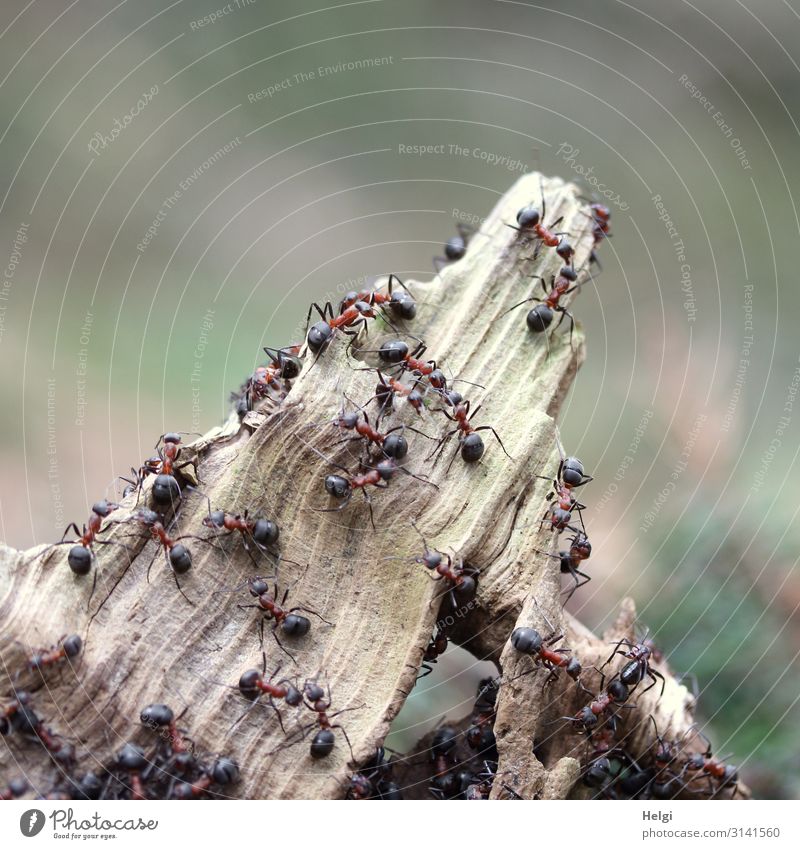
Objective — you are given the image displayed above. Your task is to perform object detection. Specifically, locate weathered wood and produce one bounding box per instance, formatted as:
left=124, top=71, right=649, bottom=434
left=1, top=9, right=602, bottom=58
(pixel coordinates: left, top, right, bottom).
left=0, top=172, right=726, bottom=800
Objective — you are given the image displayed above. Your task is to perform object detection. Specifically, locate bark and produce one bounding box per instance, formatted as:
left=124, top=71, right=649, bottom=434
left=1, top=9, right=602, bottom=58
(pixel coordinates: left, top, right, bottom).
left=0, top=172, right=740, bottom=800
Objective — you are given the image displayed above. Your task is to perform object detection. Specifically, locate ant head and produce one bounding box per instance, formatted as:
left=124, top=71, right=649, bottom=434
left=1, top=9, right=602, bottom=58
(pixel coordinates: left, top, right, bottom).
left=137, top=508, right=160, bottom=525
left=431, top=725, right=458, bottom=757
left=337, top=411, right=360, bottom=429
left=152, top=474, right=181, bottom=506
left=307, top=321, right=333, bottom=352
left=281, top=614, right=311, bottom=637
left=516, top=205, right=540, bottom=228
left=238, top=669, right=263, bottom=700
left=460, top=432, right=485, bottom=463
left=445, top=234, right=466, bottom=260
left=379, top=339, right=409, bottom=364
left=68, top=545, right=92, bottom=576
left=561, top=457, right=586, bottom=486
left=376, top=458, right=396, bottom=481
left=527, top=304, right=554, bottom=333
left=283, top=683, right=303, bottom=706
left=556, top=239, right=574, bottom=262
left=579, top=706, right=598, bottom=729
left=591, top=202, right=611, bottom=221
left=428, top=368, right=447, bottom=390
left=205, top=509, right=226, bottom=529
left=352, top=300, right=372, bottom=315
left=382, top=433, right=408, bottom=460
left=348, top=774, right=373, bottom=799
left=117, top=742, right=147, bottom=771
left=163, top=432, right=182, bottom=445
left=390, top=291, right=417, bottom=320
left=62, top=634, right=82, bottom=658
left=325, top=474, right=351, bottom=500
left=140, top=703, right=174, bottom=727
left=607, top=680, right=629, bottom=703
left=560, top=265, right=578, bottom=282
left=278, top=354, right=302, bottom=380
left=511, top=627, right=543, bottom=655
left=248, top=577, right=270, bottom=597
left=310, top=728, right=336, bottom=759
left=169, top=545, right=192, bottom=574
left=212, top=757, right=240, bottom=786
left=421, top=550, right=442, bottom=570
left=584, top=757, right=611, bottom=788
left=571, top=535, right=592, bottom=559
left=91, top=499, right=115, bottom=517
left=252, top=518, right=279, bottom=546
left=304, top=681, right=325, bottom=702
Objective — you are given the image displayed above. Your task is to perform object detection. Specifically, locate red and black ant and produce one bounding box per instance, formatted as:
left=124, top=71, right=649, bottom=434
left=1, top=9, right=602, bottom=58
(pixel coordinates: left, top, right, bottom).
left=121, top=432, right=199, bottom=507
left=346, top=747, right=402, bottom=799
left=419, top=627, right=449, bottom=679
left=466, top=678, right=499, bottom=761
left=679, top=727, right=740, bottom=797
left=603, top=634, right=665, bottom=697
left=428, top=725, right=460, bottom=799
left=509, top=615, right=583, bottom=686
left=171, top=756, right=240, bottom=799
left=239, top=576, right=332, bottom=663
left=38, top=499, right=122, bottom=576
left=199, top=503, right=284, bottom=571
left=509, top=178, right=574, bottom=263
left=587, top=201, right=611, bottom=266
left=113, top=743, right=149, bottom=800
left=412, top=521, right=477, bottom=608
left=562, top=678, right=631, bottom=733
left=339, top=274, right=416, bottom=321
left=429, top=398, right=512, bottom=465
left=504, top=264, right=593, bottom=349
left=1, top=691, right=75, bottom=766
left=305, top=297, right=382, bottom=355
left=372, top=370, right=427, bottom=418
left=236, top=659, right=304, bottom=731
left=537, top=530, right=593, bottom=603
left=537, top=446, right=593, bottom=533
left=328, top=396, right=428, bottom=461
left=25, top=634, right=82, bottom=674
left=239, top=344, right=303, bottom=412
left=434, top=223, right=474, bottom=272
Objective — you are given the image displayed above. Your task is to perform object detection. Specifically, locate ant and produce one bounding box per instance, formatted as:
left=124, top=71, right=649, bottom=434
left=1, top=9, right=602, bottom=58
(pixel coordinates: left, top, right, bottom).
left=679, top=727, right=740, bottom=796
left=35, top=499, right=121, bottom=576
left=346, top=747, right=402, bottom=799
left=140, top=704, right=191, bottom=759
left=200, top=504, right=282, bottom=570
left=370, top=339, right=447, bottom=390
left=329, top=397, right=419, bottom=460
left=562, top=678, right=631, bottom=733
left=509, top=177, right=574, bottom=263
left=172, top=757, right=240, bottom=799
left=239, top=576, right=332, bottom=663
left=114, top=743, right=149, bottom=800
left=275, top=678, right=359, bottom=760
left=434, top=222, right=473, bottom=272
left=428, top=725, right=460, bottom=799
left=122, top=432, right=199, bottom=507
left=538, top=449, right=593, bottom=533
left=603, top=635, right=665, bottom=697
left=236, top=659, right=304, bottom=730
left=240, top=345, right=303, bottom=411
left=537, top=530, right=593, bottom=603
left=509, top=609, right=582, bottom=685
left=412, top=521, right=477, bottom=608
left=339, top=274, right=416, bottom=321
left=419, top=627, right=449, bottom=678
left=429, top=398, right=512, bottom=465
left=587, top=201, right=611, bottom=266
left=372, top=370, right=427, bottom=418
left=504, top=264, right=592, bottom=348
left=466, top=678, right=499, bottom=761
left=1, top=692, right=75, bottom=766
left=305, top=298, right=381, bottom=355
left=26, top=634, right=82, bottom=674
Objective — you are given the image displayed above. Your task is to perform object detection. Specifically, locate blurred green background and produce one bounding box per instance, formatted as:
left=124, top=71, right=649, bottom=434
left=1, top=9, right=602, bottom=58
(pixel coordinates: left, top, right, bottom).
left=1, top=0, right=799, bottom=797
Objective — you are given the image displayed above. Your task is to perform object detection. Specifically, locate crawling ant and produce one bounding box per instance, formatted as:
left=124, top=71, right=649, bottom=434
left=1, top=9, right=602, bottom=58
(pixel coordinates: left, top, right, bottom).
left=419, top=627, right=449, bottom=678
left=504, top=264, right=592, bottom=348
left=429, top=397, right=512, bottom=465
left=680, top=727, right=739, bottom=797
left=240, top=345, right=303, bottom=411
left=509, top=178, right=574, bottom=263
left=538, top=449, right=593, bottom=533
left=26, top=634, right=82, bottom=674
left=172, top=757, right=240, bottom=799
left=537, top=530, right=592, bottom=602
left=434, top=223, right=473, bottom=271
left=562, top=678, right=631, bottom=733
left=372, top=370, right=427, bottom=418
left=587, top=201, right=611, bottom=266
left=603, top=635, right=665, bottom=697
left=140, top=704, right=191, bottom=759
left=412, top=521, right=477, bottom=608
left=0, top=777, right=28, bottom=800
left=239, top=577, right=332, bottom=663
left=428, top=725, right=460, bottom=799
left=509, top=623, right=582, bottom=685
left=236, top=661, right=304, bottom=730
left=466, top=678, right=499, bottom=761
left=1, top=691, right=75, bottom=766
left=200, top=505, right=282, bottom=570
left=305, top=297, right=383, bottom=355
left=330, top=397, right=419, bottom=460
left=339, top=274, right=416, bottom=321
left=114, top=743, right=149, bottom=800
left=346, top=747, right=402, bottom=799
left=122, top=432, right=199, bottom=507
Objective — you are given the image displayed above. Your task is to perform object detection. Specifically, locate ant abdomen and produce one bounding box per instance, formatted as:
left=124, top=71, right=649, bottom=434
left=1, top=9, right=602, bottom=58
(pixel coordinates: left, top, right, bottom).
left=460, top=432, right=484, bottom=462
left=68, top=546, right=92, bottom=575
left=527, top=305, right=554, bottom=333
left=281, top=614, right=310, bottom=637
left=152, top=474, right=180, bottom=506
left=169, top=545, right=192, bottom=574
left=310, top=728, right=335, bottom=758
left=511, top=627, right=544, bottom=655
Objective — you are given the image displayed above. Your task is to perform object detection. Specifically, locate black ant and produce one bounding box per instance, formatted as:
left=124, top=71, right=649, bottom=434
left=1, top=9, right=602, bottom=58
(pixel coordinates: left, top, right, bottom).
left=419, top=627, right=449, bottom=678
left=239, top=576, right=332, bottom=663
left=236, top=658, right=304, bottom=731
left=434, top=223, right=473, bottom=272
left=504, top=264, right=592, bottom=349
left=412, top=521, right=477, bottom=608
left=429, top=398, right=512, bottom=465
left=466, top=678, right=499, bottom=761
left=339, top=274, right=416, bottom=321
left=537, top=444, right=593, bottom=533
left=603, top=634, right=665, bottom=697
left=25, top=634, right=82, bottom=674
left=428, top=725, right=460, bottom=799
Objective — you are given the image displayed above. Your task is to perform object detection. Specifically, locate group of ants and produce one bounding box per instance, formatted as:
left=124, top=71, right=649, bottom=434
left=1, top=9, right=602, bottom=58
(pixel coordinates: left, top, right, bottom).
left=1, top=184, right=740, bottom=801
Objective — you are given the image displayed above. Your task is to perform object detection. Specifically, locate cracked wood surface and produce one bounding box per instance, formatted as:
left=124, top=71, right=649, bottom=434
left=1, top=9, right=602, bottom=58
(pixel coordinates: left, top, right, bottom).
left=0, top=171, right=714, bottom=799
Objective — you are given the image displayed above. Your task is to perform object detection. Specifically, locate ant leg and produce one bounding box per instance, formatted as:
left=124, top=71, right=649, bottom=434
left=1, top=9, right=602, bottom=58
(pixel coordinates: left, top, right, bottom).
left=271, top=626, right=298, bottom=665
left=332, top=723, right=356, bottom=763
left=291, top=606, right=333, bottom=626
left=60, top=523, right=83, bottom=543
left=650, top=667, right=667, bottom=697
left=562, top=567, right=591, bottom=604
left=474, top=426, right=513, bottom=459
